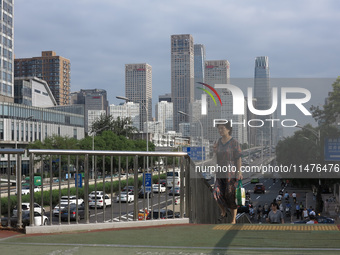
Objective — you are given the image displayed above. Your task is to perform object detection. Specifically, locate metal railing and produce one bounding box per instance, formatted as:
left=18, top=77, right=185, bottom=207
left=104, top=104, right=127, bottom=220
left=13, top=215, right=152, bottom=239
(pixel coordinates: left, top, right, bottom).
left=25, top=149, right=190, bottom=227
left=0, top=149, right=25, bottom=228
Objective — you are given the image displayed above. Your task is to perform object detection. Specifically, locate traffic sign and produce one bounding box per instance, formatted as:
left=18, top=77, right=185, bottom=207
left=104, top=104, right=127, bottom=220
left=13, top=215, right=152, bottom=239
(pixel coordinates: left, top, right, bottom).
left=75, top=173, right=82, bottom=188
left=144, top=173, right=152, bottom=193
left=183, top=146, right=205, bottom=161
left=324, top=137, right=340, bottom=161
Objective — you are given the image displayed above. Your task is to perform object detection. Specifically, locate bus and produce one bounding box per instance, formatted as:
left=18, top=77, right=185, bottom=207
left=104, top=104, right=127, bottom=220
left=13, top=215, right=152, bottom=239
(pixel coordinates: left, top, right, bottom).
left=166, top=168, right=181, bottom=188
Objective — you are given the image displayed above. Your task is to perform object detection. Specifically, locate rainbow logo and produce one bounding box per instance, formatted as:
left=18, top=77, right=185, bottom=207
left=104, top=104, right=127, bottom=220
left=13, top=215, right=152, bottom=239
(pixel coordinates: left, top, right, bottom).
left=197, top=82, right=222, bottom=115
left=197, top=82, right=222, bottom=106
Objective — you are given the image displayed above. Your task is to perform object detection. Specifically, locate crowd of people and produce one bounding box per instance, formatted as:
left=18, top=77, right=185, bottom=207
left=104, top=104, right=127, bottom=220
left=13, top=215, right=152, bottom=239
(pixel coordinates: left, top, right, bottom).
left=252, top=188, right=319, bottom=224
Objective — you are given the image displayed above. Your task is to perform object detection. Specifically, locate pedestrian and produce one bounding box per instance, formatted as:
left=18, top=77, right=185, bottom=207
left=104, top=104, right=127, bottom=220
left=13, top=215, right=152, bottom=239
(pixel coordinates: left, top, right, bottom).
left=308, top=206, right=313, bottom=214
left=292, top=192, right=297, bottom=203
left=295, top=202, right=300, bottom=219
left=302, top=207, right=309, bottom=220
left=213, top=122, right=243, bottom=224
left=266, top=202, right=284, bottom=224
left=309, top=208, right=316, bottom=218
left=299, top=202, right=304, bottom=217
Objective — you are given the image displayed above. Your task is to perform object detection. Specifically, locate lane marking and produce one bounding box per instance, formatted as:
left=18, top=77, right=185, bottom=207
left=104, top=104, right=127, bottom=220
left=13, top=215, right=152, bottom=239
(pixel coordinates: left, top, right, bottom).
left=256, top=196, right=260, bottom=200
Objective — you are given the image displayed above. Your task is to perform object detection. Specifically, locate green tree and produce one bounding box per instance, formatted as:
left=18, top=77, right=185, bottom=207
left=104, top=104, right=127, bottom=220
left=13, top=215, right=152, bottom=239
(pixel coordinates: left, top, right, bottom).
left=310, top=76, right=340, bottom=126
left=90, top=114, right=138, bottom=138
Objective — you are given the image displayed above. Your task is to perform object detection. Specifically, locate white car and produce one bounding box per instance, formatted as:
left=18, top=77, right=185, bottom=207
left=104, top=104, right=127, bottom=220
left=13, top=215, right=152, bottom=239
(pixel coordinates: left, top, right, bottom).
left=89, top=194, right=112, bottom=208
left=53, top=202, right=76, bottom=216
left=16, top=186, right=40, bottom=195
left=60, top=196, right=84, bottom=205
left=116, top=192, right=134, bottom=203
left=13, top=202, right=45, bottom=217
left=88, top=191, right=105, bottom=199
left=152, top=184, right=166, bottom=193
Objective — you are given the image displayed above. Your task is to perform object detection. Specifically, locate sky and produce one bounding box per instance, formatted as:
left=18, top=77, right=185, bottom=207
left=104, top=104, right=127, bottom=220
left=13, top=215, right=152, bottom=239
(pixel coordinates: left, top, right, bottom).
left=14, top=0, right=340, bottom=133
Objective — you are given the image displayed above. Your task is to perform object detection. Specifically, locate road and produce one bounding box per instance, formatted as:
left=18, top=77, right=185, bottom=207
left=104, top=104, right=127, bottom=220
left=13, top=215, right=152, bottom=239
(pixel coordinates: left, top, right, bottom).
left=48, top=190, right=180, bottom=225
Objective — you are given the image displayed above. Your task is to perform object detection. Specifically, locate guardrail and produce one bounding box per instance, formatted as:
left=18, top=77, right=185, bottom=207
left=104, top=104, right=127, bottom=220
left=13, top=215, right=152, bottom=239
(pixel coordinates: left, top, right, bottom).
left=1, top=149, right=190, bottom=230
left=0, top=149, right=25, bottom=228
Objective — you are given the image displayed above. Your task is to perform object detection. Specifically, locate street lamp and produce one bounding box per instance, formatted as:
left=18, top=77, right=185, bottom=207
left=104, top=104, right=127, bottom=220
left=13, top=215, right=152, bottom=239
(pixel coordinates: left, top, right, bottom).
left=116, top=96, right=149, bottom=169
left=178, top=111, right=204, bottom=168
left=91, top=125, right=109, bottom=179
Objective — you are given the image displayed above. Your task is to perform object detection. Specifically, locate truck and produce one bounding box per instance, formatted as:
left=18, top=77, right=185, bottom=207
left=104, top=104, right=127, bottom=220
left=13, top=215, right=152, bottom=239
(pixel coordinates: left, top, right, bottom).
left=24, top=176, right=42, bottom=186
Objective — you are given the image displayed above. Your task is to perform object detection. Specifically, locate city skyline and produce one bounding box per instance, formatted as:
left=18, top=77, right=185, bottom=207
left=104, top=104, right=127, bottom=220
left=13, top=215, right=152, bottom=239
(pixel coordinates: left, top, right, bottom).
left=12, top=0, right=340, bottom=137
left=14, top=1, right=340, bottom=106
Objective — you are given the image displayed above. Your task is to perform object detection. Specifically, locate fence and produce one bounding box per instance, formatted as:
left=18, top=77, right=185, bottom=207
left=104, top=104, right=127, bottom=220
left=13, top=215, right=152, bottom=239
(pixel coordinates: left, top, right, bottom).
left=1, top=149, right=190, bottom=230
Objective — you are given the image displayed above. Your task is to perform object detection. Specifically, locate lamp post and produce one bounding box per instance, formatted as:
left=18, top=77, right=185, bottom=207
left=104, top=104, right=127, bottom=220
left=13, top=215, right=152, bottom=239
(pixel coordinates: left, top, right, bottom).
left=296, top=124, right=323, bottom=213
left=178, top=111, right=204, bottom=167
left=91, top=125, right=109, bottom=179
left=116, top=96, right=149, bottom=168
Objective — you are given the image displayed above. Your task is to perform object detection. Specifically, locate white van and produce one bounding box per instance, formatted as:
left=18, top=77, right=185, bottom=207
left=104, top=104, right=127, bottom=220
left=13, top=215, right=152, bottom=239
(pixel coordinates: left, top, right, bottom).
left=166, top=168, right=181, bottom=188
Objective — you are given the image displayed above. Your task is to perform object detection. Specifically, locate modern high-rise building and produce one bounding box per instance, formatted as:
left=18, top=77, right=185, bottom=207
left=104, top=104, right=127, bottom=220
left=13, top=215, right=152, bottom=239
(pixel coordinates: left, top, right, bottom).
left=171, top=34, right=194, bottom=132
left=125, top=63, right=152, bottom=131
left=254, top=56, right=271, bottom=145
left=158, top=93, right=171, bottom=103
left=70, top=89, right=108, bottom=133
left=194, top=44, right=206, bottom=100
left=155, top=101, right=173, bottom=133
left=0, top=0, right=14, bottom=103
left=110, top=102, right=140, bottom=130
left=14, top=51, right=71, bottom=105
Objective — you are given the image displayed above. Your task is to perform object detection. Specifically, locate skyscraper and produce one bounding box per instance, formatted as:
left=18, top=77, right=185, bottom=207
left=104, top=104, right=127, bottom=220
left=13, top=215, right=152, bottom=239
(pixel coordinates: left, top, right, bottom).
left=14, top=51, right=71, bottom=105
left=71, top=89, right=108, bottom=133
left=254, top=56, right=271, bottom=145
left=110, top=102, right=140, bottom=130
left=194, top=44, right=206, bottom=100
left=125, top=63, right=152, bottom=131
left=171, top=34, right=194, bottom=132
left=156, top=101, right=173, bottom=133
left=0, top=0, right=14, bottom=103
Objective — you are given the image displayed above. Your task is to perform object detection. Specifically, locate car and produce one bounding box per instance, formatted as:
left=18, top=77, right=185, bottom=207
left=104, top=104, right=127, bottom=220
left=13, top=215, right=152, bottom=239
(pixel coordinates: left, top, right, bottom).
left=53, top=202, right=76, bottom=216
left=116, top=191, right=134, bottom=203
left=88, top=191, right=106, bottom=198
left=60, top=205, right=87, bottom=221
left=146, top=209, right=180, bottom=220
left=122, top=186, right=135, bottom=193
left=250, top=178, right=260, bottom=184
left=237, top=200, right=252, bottom=214
left=138, top=188, right=153, bottom=198
left=60, top=196, right=84, bottom=205
left=169, top=187, right=180, bottom=196
left=1, top=211, right=48, bottom=227
left=152, top=184, right=166, bottom=193
left=157, top=179, right=167, bottom=187
left=254, top=183, right=265, bottom=194
left=89, top=194, right=112, bottom=208
left=16, top=185, right=40, bottom=195
left=294, top=216, right=335, bottom=224
left=13, top=202, right=45, bottom=217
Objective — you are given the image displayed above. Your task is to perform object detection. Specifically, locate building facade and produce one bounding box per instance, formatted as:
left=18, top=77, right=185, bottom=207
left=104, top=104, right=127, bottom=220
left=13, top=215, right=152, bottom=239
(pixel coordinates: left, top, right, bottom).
left=125, top=63, right=152, bottom=131
left=254, top=56, right=271, bottom=146
left=0, top=0, right=14, bottom=103
left=14, top=77, right=57, bottom=107
left=70, top=89, right=108, bottom=133
left=109, top=102, right=140, bottom=130
left=14, top=51, right=71, bottom=105
left=171, top=34, right=194, bottom=132
left=155, top=101, right=173, bottom=133
left=194, top=44, right=206, bottom=100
